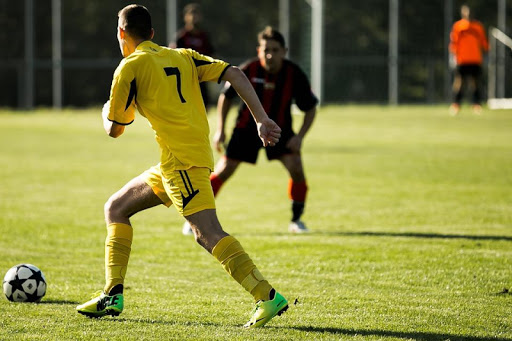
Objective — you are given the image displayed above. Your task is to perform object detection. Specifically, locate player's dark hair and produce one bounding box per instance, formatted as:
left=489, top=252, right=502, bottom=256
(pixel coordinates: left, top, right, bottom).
left=118, top=4, right=153, bottom=40
left=183, top=3, right=201, bottom=15
left=258, top=26, right=286, bottom=48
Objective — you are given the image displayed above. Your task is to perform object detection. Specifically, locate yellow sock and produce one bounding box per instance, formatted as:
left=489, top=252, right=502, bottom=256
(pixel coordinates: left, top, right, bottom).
left=212, top=236, right=272, bottom=301
left=104, top=223, right=133, bottom=294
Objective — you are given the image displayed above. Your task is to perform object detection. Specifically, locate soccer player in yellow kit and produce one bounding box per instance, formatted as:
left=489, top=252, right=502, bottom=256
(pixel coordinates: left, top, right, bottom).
left=76, top=4, right=288, bottom=328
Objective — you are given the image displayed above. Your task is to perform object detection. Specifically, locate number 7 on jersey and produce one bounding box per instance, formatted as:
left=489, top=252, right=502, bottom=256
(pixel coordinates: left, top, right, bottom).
left=164, top=67, right=186, bottom=103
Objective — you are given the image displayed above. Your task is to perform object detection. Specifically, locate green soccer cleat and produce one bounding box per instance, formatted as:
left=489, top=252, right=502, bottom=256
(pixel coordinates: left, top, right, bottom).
left=76, top=291, right=124, bottom=318
left=244, top=290, right=288, bottom=328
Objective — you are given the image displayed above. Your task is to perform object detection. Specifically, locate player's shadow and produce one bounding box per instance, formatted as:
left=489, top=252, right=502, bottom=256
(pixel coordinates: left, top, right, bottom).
left=283, top=325, right=512, bottom=341
left=316, top=230, right=512, bottom=242
left=39, top=299, right=79, bottom=305
left=110, top=318, right=229, bottom=328
left=251, top=230, right=512, bottom=242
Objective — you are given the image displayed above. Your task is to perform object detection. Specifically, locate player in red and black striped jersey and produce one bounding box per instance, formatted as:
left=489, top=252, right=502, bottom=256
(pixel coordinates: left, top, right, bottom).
left=194, top=26, right=317, bottom=234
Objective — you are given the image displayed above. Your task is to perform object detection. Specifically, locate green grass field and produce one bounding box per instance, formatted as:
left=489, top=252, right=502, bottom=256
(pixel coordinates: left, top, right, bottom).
left=0, top=105, right=511, bottom=340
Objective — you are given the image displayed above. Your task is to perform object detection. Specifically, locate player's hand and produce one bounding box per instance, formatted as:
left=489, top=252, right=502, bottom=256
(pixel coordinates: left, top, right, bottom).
left=213, top=129, right=226, bottom=153
left=257, top=118, right=281, bottom=147
left=286, top=135, right=302, bottom=153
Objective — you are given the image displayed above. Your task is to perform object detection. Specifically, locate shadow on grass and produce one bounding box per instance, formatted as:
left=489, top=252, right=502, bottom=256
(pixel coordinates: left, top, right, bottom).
left=39, top=299, right=79, bottom=305
left=108, top=317, right=229, bottom=328
left=239, top=230, right=512, bottom=242
left=284, top=325, right=512, bottom=341
left=325, top=231, right=512, bottom=241
left=86, top=318, right=512, bottom=340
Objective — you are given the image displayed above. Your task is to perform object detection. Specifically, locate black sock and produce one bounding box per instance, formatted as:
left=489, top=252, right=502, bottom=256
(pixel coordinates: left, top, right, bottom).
left=291, top=201, right=305, bottom=222
left=268, top=288, right=276, bottom=300
left=108, top=284, right=123, bottom=295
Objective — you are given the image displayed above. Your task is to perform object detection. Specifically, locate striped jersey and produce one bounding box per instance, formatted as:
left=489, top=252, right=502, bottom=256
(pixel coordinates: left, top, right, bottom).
left=223, top=58, right=317, bottom=132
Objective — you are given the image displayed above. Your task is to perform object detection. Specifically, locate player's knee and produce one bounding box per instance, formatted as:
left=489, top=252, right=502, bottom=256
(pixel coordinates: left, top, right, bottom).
left=104, top=194, right=126, bottom=219
left=192, top=223, right=228, bottom=253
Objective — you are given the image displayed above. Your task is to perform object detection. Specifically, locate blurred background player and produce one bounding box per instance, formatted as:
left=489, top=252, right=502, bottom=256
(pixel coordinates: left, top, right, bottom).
left=183, top=26, right=317, bottom=235
left=76, top=5, right=288, bottom=328
left=170, top=3, right=214, bottom=109
left=449, top=4, right=489, bottom=115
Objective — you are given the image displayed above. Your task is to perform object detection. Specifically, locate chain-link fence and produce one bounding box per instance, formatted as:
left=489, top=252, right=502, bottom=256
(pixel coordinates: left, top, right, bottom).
left=1, top=0, right=510, bottom=107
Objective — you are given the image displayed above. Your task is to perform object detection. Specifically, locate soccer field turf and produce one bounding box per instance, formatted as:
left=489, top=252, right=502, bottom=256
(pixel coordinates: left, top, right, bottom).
left=0, top=105, right=510, bottom=340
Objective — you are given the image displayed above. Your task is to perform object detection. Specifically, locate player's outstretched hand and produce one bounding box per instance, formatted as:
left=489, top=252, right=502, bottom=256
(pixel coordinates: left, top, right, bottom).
left=257, top=118, right=281, bottom=147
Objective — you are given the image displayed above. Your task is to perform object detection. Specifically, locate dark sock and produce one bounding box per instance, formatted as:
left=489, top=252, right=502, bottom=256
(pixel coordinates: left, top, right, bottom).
left=292, top=201, right=305, bottom=222
left=268, top=288, right=276, bottom=301
left=108, top=284, right=123, bottom=295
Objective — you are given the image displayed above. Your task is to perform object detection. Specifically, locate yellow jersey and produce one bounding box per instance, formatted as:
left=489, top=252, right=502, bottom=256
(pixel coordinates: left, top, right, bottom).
left=107, top=41, right=230, bottom=175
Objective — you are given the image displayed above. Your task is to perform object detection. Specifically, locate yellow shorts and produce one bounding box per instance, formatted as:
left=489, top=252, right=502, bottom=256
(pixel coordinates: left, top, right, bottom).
left=141, top=164, right=215, bottom=216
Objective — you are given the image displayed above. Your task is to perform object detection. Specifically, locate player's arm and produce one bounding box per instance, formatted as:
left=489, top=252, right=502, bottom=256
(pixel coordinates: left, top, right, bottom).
left=221, top=66, right=281, bottom=147
left=102, top=101, right=125, bottom=138
left=102, top=62, right=136, bottom=138
left=213, top=92, right=232, bottom=152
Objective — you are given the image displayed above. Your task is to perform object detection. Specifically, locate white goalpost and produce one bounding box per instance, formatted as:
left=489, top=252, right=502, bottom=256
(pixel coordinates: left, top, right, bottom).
left=487, top=27, right=512, bottom=109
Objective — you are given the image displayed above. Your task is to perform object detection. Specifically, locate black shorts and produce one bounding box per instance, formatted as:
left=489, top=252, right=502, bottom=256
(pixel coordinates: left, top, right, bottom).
left=456, top=64, right=482, bottom=78
left=225, top=127, right=295, bottom=164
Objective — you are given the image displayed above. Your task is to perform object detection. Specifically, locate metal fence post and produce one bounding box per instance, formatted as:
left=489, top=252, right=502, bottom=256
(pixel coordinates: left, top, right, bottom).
left=311, top=0, right=323, bottom=104
left=388, top=0, right=399, bottom=105
left=279, top=0, right=290, bottom=52
left=497, top=0, right=507, bottom=98
left=24, top=0, right=34, bottom=109
left=52, top=0, right=62, bottom=109
left=166, top=0, right=177, bottom=46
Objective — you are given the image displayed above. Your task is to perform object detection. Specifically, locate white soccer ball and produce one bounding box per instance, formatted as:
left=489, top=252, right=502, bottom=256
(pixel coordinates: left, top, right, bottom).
left=3, top=264, right=47, bottom=302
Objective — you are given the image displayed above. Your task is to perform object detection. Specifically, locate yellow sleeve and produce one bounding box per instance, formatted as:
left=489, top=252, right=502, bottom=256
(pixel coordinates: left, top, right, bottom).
left=107, top=60, right=136, bottom=125
left=184, top=49, right=230, bottom=84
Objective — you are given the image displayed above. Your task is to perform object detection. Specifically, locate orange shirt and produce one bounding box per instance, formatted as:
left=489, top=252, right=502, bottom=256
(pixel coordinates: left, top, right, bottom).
left=450, top=19, right=489, bottom=65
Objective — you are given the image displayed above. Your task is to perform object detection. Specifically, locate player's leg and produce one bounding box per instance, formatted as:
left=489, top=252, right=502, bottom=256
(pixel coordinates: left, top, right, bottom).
left=279, top=153, right=309, bottom=233
left=186, top=209, right=288, bottom=328
left=77, top=168, right=168, bottom=318
left=450, top=67, right=463, bottom=115
left=103, top=175, right=166, bottom=294
left=469, top=65, right=482, bottom=114
left=211, top=156, right=241, bottom=196
left=169, top=167, right=288, bottom=327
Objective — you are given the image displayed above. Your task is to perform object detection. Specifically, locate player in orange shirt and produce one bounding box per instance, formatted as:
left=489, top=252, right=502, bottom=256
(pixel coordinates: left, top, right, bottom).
left=449, top=4, right=489, bottom=115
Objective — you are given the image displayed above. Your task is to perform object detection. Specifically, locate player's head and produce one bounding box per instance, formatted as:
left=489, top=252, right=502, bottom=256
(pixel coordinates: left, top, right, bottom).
left=183, top=3, right=202, bottom=27
left=460, top=4, right=470, bottom=19
left=117, top=4, right=154, bottom=57
left=257, top=26, right=287, bottom=74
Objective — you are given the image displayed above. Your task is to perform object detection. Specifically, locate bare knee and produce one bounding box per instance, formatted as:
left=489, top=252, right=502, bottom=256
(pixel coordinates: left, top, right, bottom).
left=214, top=158, right=240, bottom=182
left=186, top=209, right=229, bottom=253
left=104, top=192, right=129, bottom=224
